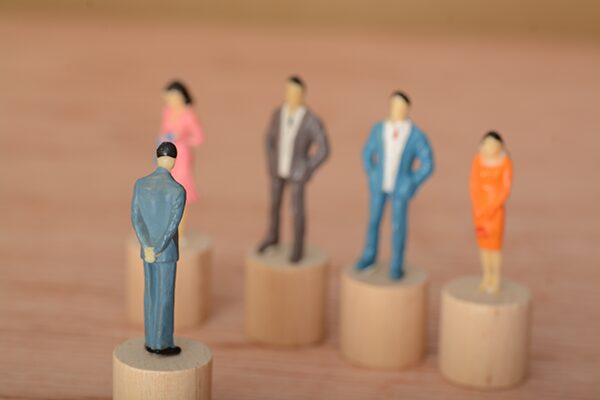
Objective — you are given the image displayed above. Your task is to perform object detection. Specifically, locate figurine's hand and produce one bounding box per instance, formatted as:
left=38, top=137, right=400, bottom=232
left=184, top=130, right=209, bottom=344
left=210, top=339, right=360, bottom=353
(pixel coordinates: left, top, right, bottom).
left=144, top=247, right=156, bottom=263
left=291, top=164, right=311, bottom=182
left=475, top=225, right=489, bottom=237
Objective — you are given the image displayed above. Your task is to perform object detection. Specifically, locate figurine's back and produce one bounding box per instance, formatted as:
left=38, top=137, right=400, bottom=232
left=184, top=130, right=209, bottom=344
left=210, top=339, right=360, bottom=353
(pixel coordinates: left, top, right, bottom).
left=132, top=168, right=186, bottom=263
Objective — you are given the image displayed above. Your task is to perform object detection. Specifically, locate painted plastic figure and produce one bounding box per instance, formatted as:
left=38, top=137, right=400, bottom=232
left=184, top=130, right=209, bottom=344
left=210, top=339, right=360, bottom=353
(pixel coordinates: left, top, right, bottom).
left=356, top=91, right=434, bottom=280
left=257, top=76, right=330, bottom=262
left=470, top=131, right=513, bottom=293
left=158, top=80, right=204, bottom=207
left=131, top=142, right=186, bottom=355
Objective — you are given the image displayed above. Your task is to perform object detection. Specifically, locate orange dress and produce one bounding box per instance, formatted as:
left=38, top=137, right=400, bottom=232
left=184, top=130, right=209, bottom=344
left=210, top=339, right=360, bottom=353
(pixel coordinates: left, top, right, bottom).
left=469, top=154, right=513, bottom=251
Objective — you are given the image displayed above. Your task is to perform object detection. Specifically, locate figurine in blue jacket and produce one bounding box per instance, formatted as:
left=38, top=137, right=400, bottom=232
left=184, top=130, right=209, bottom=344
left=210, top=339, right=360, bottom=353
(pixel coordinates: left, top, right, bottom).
left=356, top=92, right=434, bottom=280
left=131, top=142, right=186, bottom=355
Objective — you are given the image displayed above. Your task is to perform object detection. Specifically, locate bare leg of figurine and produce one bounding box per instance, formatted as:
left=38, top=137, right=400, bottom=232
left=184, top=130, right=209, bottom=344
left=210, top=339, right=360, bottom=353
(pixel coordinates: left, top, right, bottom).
left=479, top=249, right=492, bottom=292
left=488, top=251, right=502, bottom=293
left=258, top=177, right=285, bottom=253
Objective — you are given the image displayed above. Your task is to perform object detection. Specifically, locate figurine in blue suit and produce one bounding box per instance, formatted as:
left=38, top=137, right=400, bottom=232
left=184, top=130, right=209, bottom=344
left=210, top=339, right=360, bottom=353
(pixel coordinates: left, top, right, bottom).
left=131, top=142, right=186, bottom=355
left=356, top=92, right=434, bottom=280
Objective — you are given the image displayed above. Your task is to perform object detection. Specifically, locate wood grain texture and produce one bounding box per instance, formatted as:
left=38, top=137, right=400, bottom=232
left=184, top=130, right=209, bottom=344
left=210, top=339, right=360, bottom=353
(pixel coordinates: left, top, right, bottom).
left=113, top=337, right=212, bottom=400
left=1, top=12, right=599, bottom=400
left=244, top=245, right=328, bottom=346
left=439, top=276, right=531, bottom=390
left=127, top=231, right=212, bottom=329
left=340, top=264, right=428, bottom=369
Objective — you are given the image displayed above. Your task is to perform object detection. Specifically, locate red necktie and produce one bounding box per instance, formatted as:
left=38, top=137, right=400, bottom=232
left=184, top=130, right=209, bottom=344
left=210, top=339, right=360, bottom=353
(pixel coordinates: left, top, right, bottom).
left=393, top=128, right=399, bottom=140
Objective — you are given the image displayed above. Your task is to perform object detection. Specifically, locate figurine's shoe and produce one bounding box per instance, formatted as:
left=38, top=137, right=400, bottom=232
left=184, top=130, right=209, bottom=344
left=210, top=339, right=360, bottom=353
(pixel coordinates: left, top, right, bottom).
left=257, top=237, right=278, bottom=254
left=389, top=266, right=405, bottom=280
left=144, top=345, right=182, bottom=356
left=289, top=248, right=303, bottom=263
left=355, top=256, right=375, bottom=271
left=157, top=346, right=182, bottom=356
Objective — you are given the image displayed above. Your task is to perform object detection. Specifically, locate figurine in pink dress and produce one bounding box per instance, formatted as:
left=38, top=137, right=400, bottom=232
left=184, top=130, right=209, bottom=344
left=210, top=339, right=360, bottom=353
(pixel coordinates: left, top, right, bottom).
left=158, top=80, right=205, bottom=204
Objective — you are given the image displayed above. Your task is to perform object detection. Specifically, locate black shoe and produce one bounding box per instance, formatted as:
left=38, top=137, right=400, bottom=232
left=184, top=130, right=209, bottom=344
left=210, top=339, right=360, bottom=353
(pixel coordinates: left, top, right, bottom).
left=289, top=248, right=303, bottom=263
left=145, top=344, right=157, bottom=354
left=157, top=346, right=181, bottom=356
left=389, top=266, right=405, bottom=280
left=257, top=237, right=278, bottom=253
left=145, top=345, right=181, bottom=356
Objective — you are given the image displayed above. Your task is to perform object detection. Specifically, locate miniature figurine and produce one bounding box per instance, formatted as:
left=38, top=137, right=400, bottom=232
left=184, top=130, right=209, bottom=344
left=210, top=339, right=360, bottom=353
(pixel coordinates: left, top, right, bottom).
left=158, top=80, right=204, bottom=231
left=131, top=142, right=186, bottom=355
left=469, top=131, right=513, bottom=293
left=356, top=91, right=434, bottom=280
left=256, top=75, right=330, bottom=263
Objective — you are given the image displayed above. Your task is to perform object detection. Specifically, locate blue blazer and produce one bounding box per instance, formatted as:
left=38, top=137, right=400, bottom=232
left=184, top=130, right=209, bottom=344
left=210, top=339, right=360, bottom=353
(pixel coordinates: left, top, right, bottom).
left=362, top=121, right=434, bottom=199
left=131, top=167, right=186, bottom=263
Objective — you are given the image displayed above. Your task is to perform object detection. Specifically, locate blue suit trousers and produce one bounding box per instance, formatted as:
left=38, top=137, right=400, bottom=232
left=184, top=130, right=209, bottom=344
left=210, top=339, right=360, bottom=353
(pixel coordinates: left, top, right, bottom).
left=360, top=191, right=409, bottom=276
left=143, top=262, right=176, bottom=350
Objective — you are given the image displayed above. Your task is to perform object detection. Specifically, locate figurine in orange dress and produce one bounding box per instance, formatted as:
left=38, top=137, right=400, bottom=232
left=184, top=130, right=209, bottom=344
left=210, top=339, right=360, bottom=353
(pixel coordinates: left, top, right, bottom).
left=158, top=80, right=205, bottom=232
left=469, top=131, right=513, bottom=294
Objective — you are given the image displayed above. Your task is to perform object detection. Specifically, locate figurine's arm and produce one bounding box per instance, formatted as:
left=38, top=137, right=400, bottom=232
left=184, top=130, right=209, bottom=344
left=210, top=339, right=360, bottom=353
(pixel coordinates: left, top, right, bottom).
left=154, top=188, right=186, bottom=255
left=186, top=111, right=205, bottom=146
left=265, top=110, right=279, bottom=177
left=488, top=158, right=513, bottom=212
left=362, top=125, right=379, bottom=173
left=410, top=132, right=434, bottom=193
left=131, top=183, right=151, bottom=248
left=305, top=117, right=330, bottom=178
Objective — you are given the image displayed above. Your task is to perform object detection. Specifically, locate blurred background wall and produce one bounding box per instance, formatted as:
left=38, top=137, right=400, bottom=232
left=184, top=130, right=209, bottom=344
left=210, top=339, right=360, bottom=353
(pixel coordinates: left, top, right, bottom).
left=3, top=0, right=600, bottom=39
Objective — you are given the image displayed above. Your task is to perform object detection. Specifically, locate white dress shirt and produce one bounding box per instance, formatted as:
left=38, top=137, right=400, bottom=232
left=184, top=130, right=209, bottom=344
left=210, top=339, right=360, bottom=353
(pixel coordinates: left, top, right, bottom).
left=278, top=104, right=306, bottom=178
left=382, top=119, right=412, bottom=193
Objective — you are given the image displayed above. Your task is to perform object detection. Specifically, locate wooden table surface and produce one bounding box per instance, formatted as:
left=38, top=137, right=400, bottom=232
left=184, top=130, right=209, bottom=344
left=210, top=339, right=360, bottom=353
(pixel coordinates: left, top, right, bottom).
left=1, top=13, right=599, bottom=400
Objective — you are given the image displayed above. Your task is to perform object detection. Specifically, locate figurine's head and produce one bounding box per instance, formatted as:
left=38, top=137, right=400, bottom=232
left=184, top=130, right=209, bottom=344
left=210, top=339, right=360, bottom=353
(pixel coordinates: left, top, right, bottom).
left=164, top=80, right=193, bottom=109
left=480, top=131, right=505, bottom=158
left=285, top=75, right=306, bottom=110
left=156, top=142, right=178, bottom=171
left=389, top=91, right=411, bottom=122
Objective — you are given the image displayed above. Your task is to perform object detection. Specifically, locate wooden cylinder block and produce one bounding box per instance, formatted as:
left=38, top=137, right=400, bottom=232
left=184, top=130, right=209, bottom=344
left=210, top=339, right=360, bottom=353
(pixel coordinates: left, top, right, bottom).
left=244, top=245, right=329, bottom=346
left=439, top=276, right=532, bottom=390
left=126, top=232, right=212, bottom=329
left=340, top=264, right=428, bottom=369
left=113, top=337, right=212, bottom=400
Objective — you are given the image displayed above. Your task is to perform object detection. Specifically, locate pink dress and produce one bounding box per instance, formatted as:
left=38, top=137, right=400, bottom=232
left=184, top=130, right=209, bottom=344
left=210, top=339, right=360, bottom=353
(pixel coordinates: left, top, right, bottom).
left=158, top=106, right=204, bottom=203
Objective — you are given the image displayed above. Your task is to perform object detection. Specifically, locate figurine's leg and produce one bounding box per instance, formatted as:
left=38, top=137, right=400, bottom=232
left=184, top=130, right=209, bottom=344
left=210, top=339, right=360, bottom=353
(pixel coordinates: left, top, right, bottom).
left=478, top=250, right=490, bottom=291
left=290, top=181, right=305, bottom=263
left=489, top=251, right=502, bottom=293
left=258, top=177, right=285, bottom=253
left=390, top=196, right=408, bottom=280
left=146, top=263, right=161, bottom=349
left=356, top=191, right=386, bottom=270
left=143, top=262, right=154, bottom=348
left=155, top=262, right=177, bottom=350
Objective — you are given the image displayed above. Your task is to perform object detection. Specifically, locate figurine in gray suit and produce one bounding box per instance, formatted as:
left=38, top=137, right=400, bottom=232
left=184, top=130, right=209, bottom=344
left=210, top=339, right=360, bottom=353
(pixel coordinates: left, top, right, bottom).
left=131, top=142, right=186, bottom=355
left=257, top=76, right=330, bottom=262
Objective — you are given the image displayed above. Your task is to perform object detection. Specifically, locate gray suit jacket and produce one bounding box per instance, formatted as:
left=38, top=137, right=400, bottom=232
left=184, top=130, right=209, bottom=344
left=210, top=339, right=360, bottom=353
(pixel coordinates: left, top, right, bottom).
left=131, top=167, right=186, bottom=263
left=265, top=106, right=330, bottom=183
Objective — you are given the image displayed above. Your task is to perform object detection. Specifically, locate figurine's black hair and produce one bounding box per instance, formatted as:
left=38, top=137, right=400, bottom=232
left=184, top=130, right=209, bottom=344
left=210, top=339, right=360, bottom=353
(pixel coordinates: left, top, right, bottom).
left=157, top=142, right=178, bottom=158
left=391, top=91, right=411, bottom=105
left=165, top=80, right=193, bottom=105
left=287, top=75, right=306, bottom=90
left=482, top=131, right=504, bottom=144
